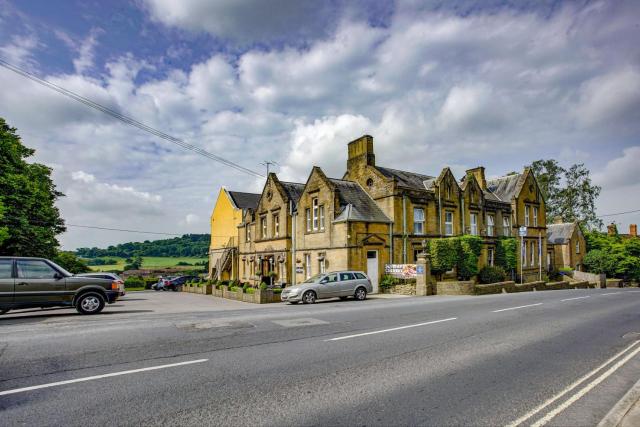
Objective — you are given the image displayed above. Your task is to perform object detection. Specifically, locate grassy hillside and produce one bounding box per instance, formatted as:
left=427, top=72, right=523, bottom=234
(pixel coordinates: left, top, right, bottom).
left=86, top=256, right=208, bottom=272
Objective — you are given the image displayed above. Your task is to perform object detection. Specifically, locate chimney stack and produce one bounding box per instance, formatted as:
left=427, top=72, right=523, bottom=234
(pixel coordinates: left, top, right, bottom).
left=630, top=224, right=638, bottom=237
left=553, top=216, right=563, bottom=224
left=466, top=167, right=487, bottom=190
left=347, top=135, right=375, bottom=171
left=607, top=223, right=618, bottom=236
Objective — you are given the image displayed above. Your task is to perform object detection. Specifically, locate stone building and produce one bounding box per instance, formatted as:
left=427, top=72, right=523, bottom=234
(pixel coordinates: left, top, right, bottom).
left=546, top=221, right=586, bottom=271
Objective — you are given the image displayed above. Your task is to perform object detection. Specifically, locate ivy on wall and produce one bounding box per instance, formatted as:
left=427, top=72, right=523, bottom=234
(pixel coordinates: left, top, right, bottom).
left=428, top=235, right=483, bottom=280
left=495, top=237, right=518, bottom=271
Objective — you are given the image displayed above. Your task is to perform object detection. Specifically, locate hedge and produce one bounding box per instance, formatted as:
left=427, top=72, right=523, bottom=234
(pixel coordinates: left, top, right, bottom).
left=428, top=235, right=483, bottom=280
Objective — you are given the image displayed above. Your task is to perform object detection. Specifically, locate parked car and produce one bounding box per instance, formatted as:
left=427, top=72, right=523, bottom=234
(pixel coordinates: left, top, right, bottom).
left=280, top=271, right=372, bottom=304
left=76, top=272, right=125, bottom=296
left=164, top=275, right=199, bottom=291
left=152, top=277, right=171, bottom=291
left=0, top=256, right=123, bottom=315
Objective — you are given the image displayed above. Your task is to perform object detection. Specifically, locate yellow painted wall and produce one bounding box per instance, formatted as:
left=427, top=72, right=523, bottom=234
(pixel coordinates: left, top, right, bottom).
left=210, top=188, right=243, bottom=249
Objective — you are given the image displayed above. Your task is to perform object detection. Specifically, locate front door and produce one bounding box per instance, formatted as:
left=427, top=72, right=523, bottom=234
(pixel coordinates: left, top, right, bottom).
left=14, top=259, right=66, bottom=303
left=366, top=250, right=379, bottom=294
left=0, top=259, right=14, bottom=305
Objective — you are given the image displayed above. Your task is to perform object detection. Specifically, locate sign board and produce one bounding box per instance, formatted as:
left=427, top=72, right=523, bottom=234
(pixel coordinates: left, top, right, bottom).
left=518, top=226, right=527, bottom=237
left=385, top=264, right=417, bottom=279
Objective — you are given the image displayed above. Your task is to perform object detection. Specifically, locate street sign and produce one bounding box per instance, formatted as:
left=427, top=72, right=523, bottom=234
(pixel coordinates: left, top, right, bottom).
left=518, top=226, right=527, bottom=237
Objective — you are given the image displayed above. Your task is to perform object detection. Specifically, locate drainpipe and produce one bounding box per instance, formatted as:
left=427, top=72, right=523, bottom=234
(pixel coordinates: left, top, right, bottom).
left=438, top=186, right=443, bottom=236
left=402, top=194, right=407, bottom=264
left=290, top=200, right=296, bottom=287
left=389, top=221, right=394, bottom=264
left=461, top=197, right=465, bottom=235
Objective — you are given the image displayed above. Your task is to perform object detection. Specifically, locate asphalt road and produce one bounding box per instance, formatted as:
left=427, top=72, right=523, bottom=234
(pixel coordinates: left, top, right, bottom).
left=1, top=288, right=640, bottom=426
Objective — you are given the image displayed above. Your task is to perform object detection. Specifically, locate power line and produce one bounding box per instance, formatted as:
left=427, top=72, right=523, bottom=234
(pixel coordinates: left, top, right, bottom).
left=597, top=209, right=640, bottom=218
left=0, top=58, right=264, bottom=178
left=66, top=224, right=182, bottom=236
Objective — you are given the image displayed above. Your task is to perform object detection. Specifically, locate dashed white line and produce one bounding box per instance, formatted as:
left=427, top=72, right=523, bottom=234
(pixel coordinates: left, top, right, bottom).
left=492, top=303, right=543, bottom=313
left=326, top=317, right=457, bottom=341
left=601, top=292, right=622, bottom=296
left=506, top=340, right=640, bottom=427
left=0, top=359, right=208, bottom=397
left=561, top=296, right=591, bottom=302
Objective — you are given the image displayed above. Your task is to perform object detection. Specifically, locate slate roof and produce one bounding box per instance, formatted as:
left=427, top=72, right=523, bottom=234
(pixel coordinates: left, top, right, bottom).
left=329, top=179, right=391, bottom=223
left=280, top=181, right=305, bottom=208
left=486, top=173, right=522, bottom=201
left=375, top=166, right=435, bottom=191
left=227, top=191, right=261, bottom=210
left=547, top=223, right=576, bottom=245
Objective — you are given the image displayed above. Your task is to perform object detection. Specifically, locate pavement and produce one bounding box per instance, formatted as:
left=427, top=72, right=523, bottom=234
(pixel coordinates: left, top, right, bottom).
left=1, top=288, right=639, bottom=426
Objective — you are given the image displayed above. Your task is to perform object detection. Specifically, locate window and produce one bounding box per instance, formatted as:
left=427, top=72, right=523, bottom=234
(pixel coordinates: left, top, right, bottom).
left=533, top=207, right=539, bottom=227
left=530, top=241, right=535, bottom=266
left=16, top=260, right=58, bottom=279
left=0, top=259, right=12, bottom=279
left=312, top=198, right=319, bottom=231
left=319, top=257, right=326, bottom=274
left=319, top=205, right=325, bottom=230
left=261, top=216, right=267, bottom=239
left=524, top=205, right=530, bottom=227
left=487, top=215, right=495, bottom=236
left=273, top=213, right=280, bottom=237
left=576, top=241, right=580, bottom=254
left=305, top=208, right=311, bottom=232
left=413, top=249, right=423, bottom=262
left=247, top=226, right=252, bottom=242
left=340, top=272, right=355, bottom=281
left=325, top=273, right=338, bottom=282
left=413, top=208, right=425, bottom=235
left=503, top=216, right=511, bottom=236
left=354, top=272, right=367, bottom=280
left=470, top=213, right=478, bottom=235
left=523, top=242, right=527, bottom=266
left=305, top=254, right=311, bottom=279
left=488, top=248, right=494, bottom=266
left=445, top=211, right=454, bottom=236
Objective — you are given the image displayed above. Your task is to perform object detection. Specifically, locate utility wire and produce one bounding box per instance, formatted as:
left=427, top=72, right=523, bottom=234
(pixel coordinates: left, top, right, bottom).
left=66, top=224, right=182, bottom=236
left=597, top=209, right=640, bottom=218
left=0, top=58, right=264, bottom=178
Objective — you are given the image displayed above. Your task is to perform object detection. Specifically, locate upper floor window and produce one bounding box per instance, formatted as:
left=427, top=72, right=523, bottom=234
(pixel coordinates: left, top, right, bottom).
left=246, top=225, right=251, bottom=242
left=470, top=213, right=478, bottom=235
left=576, top=240, right=580, bottom=254
left=261, top=216, right=267, bottom=239
left=533, top=207, right=539, bottom=227
left=525, top=205, right=530, bottom=227
left=414, top=208, right=425, bottom=235
left=305, top=208, right=311, bottom=232
left=273, top=213, right=280, bottom=237
left=487, top=215, right=495, bottom=236
left=312, top=198, right=319, bottom=231
left=503, top=216, right=511, bottom=236
left=445, top=211, right=454, bottom=236
left=319, top=205, right=325, bottom=230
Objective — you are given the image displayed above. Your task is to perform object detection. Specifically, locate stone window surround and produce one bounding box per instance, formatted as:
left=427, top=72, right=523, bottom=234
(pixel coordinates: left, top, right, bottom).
left=470, top=212, right=479, bottom=236
left=487, top=214, right=495, bottom=236
left=444, top=211, right=454, bottom=236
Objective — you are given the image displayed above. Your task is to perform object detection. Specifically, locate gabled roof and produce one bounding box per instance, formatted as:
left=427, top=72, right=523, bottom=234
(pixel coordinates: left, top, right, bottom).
left=547, top=223, right=577, bottom=244
left=329, top=178, right=391, bottom=223
left=375, top=166, right=435, bottom=191
left=486, top=173, right=522, bottom=201
left=227, top=191, right=261, bottom=210
left=280, top=181, right=305, bottom=208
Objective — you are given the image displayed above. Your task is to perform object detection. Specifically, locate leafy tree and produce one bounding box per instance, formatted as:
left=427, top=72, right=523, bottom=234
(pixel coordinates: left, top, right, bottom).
left=124, top=255, right=143, bottom=271
left=53, top=251, right=91, bottom=274
left=75, top=234, right=210, bottom=258
left=0, top=118, right=65, bottom=258
left=583, top=231, right=640, bottom=281
left=530, top=160, right=602, bottom=230
left=0, top=199, right=8, bottom=245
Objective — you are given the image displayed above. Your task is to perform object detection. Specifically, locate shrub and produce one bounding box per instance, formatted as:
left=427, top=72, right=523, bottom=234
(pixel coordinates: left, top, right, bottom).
left=456, top=235, right=483, bottom=280
left=495, top=237, right=518, bottom=271
left=380, top=275, right=397, bottom=288
left=242, top=283, right=251, bottom=292
left=558, top=267, right=573, bottom=275
left=273, top=288, right=282, bottom=294
left=219, top=280, right=230, bottom=287
left=245, top=288, right=256, bottom=294
left=124, top=276, right=145, bottom=288
left=229, top=286, right=240, bottom=292
left=143, top=277, right=158, bottom=289
left=259, top=282, right=268, bottom=290
left=478, top=266, right=506, bottom=284
left=428, top=238, right=457, bottom=276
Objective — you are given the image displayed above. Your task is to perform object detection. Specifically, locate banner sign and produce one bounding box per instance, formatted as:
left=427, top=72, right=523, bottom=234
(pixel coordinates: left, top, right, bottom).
left=385, top=264, right=417, bottom=279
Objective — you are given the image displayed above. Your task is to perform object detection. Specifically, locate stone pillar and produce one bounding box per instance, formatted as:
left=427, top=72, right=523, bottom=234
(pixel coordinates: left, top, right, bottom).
left=415, top=252, right=433, bottom=296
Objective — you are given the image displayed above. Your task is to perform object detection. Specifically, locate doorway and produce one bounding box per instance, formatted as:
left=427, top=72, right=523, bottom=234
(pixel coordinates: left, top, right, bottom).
left=366, top=250, right=379, bottom=294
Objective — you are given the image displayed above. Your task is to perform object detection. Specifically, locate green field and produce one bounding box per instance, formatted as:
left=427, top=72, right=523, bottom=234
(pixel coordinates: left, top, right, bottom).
left=85, top=256, right=207, bottom=272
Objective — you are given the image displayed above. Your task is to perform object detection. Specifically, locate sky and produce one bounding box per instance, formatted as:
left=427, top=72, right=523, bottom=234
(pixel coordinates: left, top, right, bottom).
left=0, top=0, right=639, bottom=250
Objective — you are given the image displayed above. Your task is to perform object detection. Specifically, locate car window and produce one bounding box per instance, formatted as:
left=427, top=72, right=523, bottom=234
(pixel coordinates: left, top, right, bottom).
left=17, top=260, right=59, bottom=279
left=340, top=273, right=355, bottom=281
left=354, top=273, right=367, bottom=280
left=325, top=273, right=338, bottom=283
left=0, top=260, right=12, bottom=279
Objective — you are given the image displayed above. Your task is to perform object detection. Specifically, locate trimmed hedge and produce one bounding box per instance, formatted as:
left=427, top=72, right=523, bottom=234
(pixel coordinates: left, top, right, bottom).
left=428, top=235, right=483, bottom=280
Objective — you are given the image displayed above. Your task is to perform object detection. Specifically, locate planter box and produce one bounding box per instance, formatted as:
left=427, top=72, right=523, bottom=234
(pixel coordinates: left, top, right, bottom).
left=545, top=280, right=570, bottom=290
left=606, top=279, right=623, bottom=288
left=569, top=281, right=589, bottom=289
left=212, top=288, right=223, bottom=298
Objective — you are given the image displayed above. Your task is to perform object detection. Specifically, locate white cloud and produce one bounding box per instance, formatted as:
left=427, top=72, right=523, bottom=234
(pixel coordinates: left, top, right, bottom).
left=593, top=146, right=640, bottom=189
left=0, top=34, right=38, bottom=68
left=72, top=28, right=102, bottom=73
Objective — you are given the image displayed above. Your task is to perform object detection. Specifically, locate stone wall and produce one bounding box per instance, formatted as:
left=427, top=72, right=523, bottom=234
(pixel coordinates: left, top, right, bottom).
left=573, top=270, right=605, bottom=288
left=381, top=280, right=416, bottom=295
left=437, top=281, right=475, bottom=295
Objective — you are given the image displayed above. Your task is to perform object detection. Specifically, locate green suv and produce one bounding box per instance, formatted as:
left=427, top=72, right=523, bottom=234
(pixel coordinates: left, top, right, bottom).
left=0, top=256, right=123, bottom=315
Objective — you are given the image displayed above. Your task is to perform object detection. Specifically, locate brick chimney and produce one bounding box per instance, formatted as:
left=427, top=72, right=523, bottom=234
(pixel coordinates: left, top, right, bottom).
left=553, top=216, right=564, bottom=224
left=466, top=167, right=487, bottom=190
left=607, top=222, right=618, bottom=236
left=630, top=224, right=638, bottom=237
left=347, top=135, right=375, bottom=171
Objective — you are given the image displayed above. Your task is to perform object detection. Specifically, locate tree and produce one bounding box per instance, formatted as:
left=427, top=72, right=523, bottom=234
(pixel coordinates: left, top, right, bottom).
left=530, top=160, right=602, bottom=230
left=0, top=118, right=65, bottom=258
left=0, top=199, right=8, bottom=245
left=53, top=251, right=91, bottom=274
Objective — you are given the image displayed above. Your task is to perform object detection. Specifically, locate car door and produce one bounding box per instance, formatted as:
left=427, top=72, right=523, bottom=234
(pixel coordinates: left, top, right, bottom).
left=14, top=259, right=66, bottom=303
left=338, top=272, right=356, bottom=296
left=0, top=259, right=15, bottom=305
left=318, top=273, right=339, bottom=298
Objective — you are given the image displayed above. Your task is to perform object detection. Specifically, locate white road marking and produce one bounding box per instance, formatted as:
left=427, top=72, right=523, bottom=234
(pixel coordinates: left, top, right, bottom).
left=532, top=344, right=640, bottom=427
left=326, top=317, right=457, bottom=341
left=506, top=340, right=640, bottom=427
left=492, top=303, right=543, bottom=313
left=0, top=359, right=208, bottom=397
left=561, top=296, right=591, bottom=302
left=601, top=292, right=622, bottom=296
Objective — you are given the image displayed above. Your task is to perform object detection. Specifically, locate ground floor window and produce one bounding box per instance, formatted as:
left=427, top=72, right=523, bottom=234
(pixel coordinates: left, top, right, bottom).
left=319, top=255, right=326, bottom=274
left=305, top=254, right=311, bottom=279
left=413, top=249, right=422, bottom=262
left=488, top=248, right=494, bottom=266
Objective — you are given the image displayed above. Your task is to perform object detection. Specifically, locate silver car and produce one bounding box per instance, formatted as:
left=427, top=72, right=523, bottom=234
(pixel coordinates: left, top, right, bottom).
left=281, top=271, right=373, bottom=304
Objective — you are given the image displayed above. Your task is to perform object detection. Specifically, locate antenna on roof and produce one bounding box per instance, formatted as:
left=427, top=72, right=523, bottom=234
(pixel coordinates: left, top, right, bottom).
left=261, top=160, right=279, bottom=175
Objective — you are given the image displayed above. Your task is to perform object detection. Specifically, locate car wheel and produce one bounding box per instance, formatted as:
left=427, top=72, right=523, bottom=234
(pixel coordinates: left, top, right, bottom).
left=0, top=308, right=9, bottom=315
left=354, top=287, right=367, bottom=301
left=171, top=286, right=180, bottom=292
left=302, top=291, right=317, bottom=304
left=75, top=292, right=105, bottom=315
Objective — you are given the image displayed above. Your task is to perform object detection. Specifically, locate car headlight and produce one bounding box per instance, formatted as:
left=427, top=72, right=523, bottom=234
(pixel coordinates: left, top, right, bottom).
left=288, top=291, right=299, bottom=296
